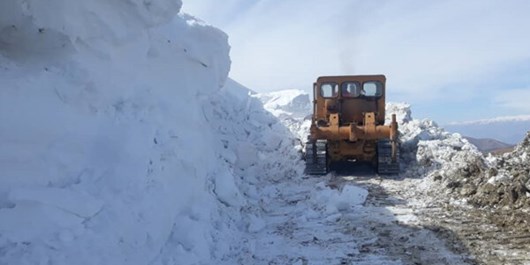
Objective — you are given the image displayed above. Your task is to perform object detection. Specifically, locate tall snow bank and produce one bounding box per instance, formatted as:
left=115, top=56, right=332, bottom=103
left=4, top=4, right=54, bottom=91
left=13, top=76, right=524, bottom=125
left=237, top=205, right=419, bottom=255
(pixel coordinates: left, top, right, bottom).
left=0, top=0, right=179, bottom=63
left=391, top=103, right=530, bottom=211
left=206, top=79, right=305, bottom=202
left=388, top=103, right=486, bottom=199
left=0, top=1, right=245, bottom=264
left=201, top=79, right=306, bottom=263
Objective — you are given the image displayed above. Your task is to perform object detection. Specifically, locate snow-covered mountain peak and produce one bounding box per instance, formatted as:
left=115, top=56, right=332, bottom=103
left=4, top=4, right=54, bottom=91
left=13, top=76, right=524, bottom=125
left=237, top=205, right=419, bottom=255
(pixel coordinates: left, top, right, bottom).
left=254, top=89, right=311, bottom=119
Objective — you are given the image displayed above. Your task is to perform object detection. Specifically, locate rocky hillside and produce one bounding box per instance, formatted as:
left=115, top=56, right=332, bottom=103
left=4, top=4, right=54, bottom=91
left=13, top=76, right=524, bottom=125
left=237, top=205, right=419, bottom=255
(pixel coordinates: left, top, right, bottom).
left=464, top=136, right=514, bottom=153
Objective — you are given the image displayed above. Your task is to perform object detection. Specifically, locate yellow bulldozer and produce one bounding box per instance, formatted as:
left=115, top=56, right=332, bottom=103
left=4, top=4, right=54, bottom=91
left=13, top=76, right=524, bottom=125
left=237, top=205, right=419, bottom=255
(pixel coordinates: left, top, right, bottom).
left=304, top=75, right=399, bottom=175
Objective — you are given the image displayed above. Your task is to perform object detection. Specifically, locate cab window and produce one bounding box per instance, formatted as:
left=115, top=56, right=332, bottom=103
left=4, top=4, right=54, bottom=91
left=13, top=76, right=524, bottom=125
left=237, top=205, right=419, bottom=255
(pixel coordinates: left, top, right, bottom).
left=320, top=83, right=338, bottom=98
left=362, top=81, right=383, bottom=97
left=341, top=82, right=361, bottom=97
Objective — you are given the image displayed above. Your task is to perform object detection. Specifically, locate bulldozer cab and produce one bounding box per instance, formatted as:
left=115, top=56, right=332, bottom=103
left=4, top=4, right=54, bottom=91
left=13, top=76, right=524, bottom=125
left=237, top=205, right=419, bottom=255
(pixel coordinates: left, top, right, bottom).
left=305, top=74, right=399, bottom=175
left=313, top=75, right=386, bottom=126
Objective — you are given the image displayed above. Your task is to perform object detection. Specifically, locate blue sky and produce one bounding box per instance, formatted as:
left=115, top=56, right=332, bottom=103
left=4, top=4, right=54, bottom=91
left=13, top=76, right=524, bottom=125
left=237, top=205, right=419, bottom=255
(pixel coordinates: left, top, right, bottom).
left=182, top=0, right=530, bottom=124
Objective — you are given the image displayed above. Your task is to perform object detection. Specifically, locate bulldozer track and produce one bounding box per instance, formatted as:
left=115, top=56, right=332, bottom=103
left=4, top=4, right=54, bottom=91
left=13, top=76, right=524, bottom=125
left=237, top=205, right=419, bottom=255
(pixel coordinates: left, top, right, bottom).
left=376, top=140, right=399, bottom=175
left=304, top=140, right=328, bottom=175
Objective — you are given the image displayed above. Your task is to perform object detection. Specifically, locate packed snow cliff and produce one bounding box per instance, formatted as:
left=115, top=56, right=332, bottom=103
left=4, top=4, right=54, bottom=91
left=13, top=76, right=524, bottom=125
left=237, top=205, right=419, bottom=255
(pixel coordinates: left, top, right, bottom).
left=0, top=1, right=303, bottom=264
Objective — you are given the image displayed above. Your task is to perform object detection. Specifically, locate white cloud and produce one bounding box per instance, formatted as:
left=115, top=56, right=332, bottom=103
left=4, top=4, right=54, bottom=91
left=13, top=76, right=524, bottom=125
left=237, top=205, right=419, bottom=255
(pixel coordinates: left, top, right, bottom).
left=447, top=114, right=530, bottom=125
left=494, top=88, right=530, bottom=113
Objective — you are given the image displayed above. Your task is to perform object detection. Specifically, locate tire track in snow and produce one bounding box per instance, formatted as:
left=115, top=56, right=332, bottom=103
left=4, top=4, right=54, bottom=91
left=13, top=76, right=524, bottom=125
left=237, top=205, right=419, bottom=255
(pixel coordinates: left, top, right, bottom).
left=248, top=163, right=473, bottom=265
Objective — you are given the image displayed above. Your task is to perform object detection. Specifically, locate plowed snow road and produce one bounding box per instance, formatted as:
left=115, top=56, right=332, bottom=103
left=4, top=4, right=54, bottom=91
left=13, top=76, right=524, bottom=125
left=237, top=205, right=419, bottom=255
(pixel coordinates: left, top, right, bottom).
left=247, top=164, right=475, bottom=265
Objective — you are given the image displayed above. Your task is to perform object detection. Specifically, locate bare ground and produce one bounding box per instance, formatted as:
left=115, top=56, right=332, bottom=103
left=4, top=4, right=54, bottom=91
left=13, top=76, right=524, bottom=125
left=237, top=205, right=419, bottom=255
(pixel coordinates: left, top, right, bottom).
left=332, top=163, right=530, bottom=265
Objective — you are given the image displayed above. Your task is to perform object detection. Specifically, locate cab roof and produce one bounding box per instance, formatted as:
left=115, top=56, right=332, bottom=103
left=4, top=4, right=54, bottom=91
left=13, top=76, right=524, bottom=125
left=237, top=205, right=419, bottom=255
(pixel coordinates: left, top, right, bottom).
left=316, top=75, right=386, bottom=83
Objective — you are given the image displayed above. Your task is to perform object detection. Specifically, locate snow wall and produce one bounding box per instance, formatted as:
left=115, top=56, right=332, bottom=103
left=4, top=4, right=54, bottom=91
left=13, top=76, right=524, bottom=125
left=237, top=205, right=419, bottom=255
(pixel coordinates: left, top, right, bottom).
left=0, top=1, right=300, bottom=264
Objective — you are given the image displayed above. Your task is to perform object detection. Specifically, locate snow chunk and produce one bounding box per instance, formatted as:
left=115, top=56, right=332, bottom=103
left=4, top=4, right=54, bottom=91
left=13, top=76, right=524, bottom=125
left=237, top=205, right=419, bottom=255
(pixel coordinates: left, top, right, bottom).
left=214, top=171, right=244, bottom=207
left=312, top=183, right=368, bottom=214
left=386, top=102, right=413, bottom=124
left=247, top=215, right=266, bottom=233
left=487, top=173, right=511, bottom=185
left=235, top=141, right=258, bottom=169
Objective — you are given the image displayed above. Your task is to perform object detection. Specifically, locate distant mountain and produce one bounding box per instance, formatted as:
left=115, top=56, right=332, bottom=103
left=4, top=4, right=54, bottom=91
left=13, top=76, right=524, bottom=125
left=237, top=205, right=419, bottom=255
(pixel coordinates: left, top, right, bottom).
left=444, top=115, right=530, bottom=144
left=254, top=89, right=312, bottom=119
left=464, top=136, right=514, bottom=153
